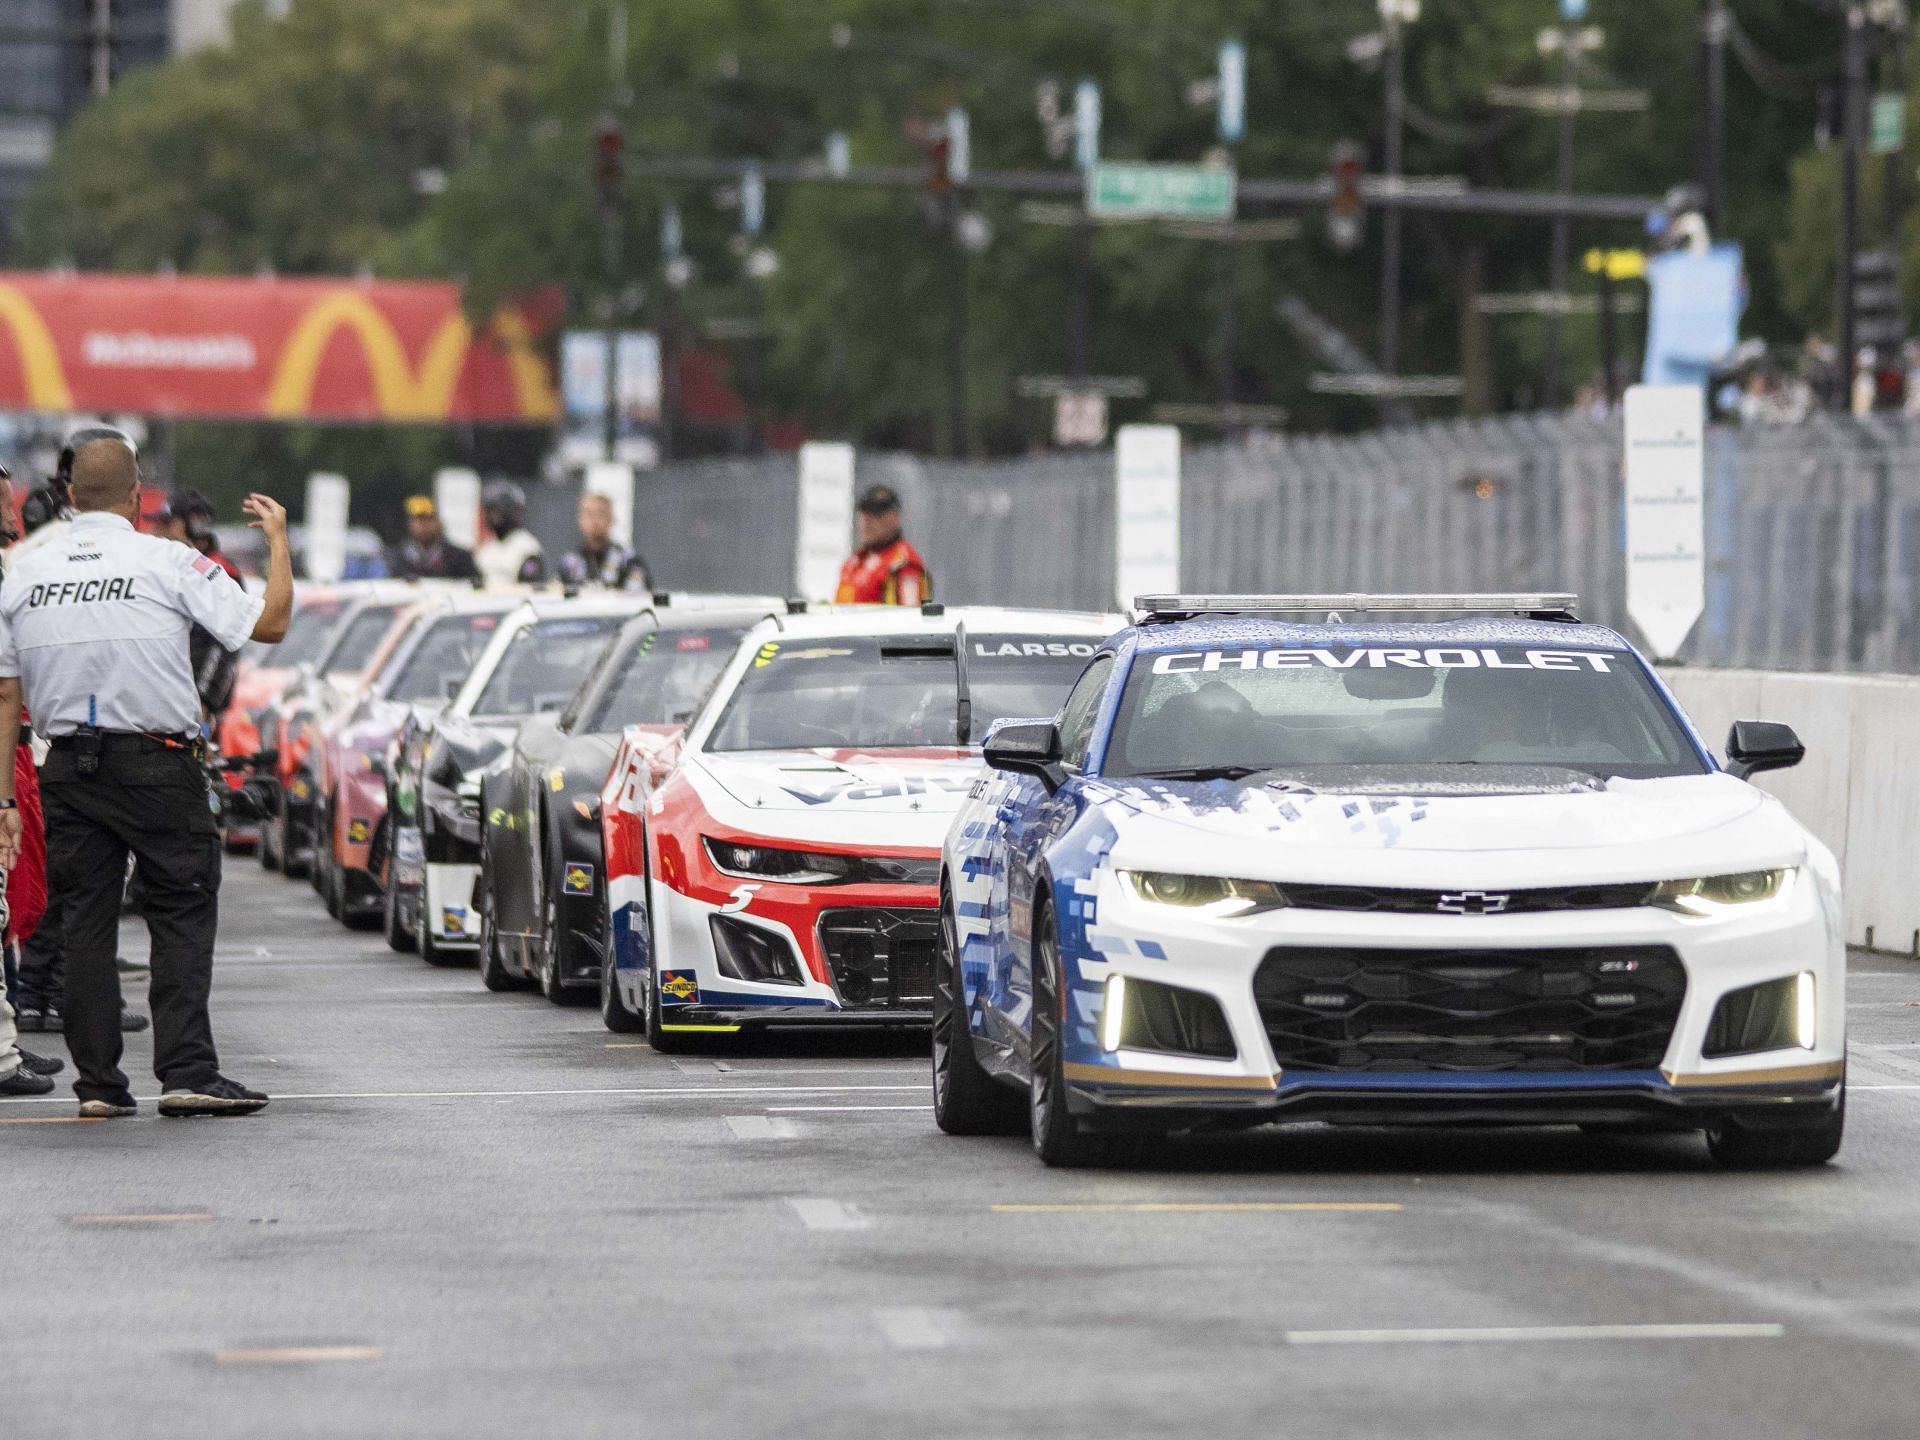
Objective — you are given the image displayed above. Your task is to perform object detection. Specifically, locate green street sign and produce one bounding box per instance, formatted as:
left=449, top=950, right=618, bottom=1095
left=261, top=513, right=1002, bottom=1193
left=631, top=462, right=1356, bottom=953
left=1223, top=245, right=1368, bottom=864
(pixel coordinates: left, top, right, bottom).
left=1872, top=93, right=1905, bottom=156
left=1087, top=162, right=1237, bottom=221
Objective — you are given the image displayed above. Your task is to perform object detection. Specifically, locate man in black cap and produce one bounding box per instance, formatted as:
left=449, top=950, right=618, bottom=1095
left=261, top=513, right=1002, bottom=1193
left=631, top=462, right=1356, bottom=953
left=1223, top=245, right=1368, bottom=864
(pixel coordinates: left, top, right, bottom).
left=390, top=495, right=478, bottom=581
left=834, top=484, right=931, bottom=606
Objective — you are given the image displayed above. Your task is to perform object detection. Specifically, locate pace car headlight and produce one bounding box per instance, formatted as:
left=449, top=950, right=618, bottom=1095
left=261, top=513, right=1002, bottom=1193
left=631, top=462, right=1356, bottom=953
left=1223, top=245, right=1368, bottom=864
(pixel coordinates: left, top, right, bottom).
left=1651, top=868, right=1795, bottom=916
left=705, top=838, right=856, bottom=885
left=1119, top=870, right=1288, bottom=916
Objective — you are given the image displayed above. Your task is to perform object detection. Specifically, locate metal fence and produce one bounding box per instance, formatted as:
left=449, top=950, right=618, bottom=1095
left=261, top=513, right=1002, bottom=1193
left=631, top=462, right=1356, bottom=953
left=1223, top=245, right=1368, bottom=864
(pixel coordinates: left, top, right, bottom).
left=622, top=413, right=1920, bottom=675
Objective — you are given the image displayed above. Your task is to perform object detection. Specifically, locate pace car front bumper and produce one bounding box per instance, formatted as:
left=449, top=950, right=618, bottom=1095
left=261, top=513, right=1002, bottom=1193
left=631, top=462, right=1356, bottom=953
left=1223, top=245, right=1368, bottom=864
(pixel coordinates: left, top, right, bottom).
left=1054, top=868, right=1846, bottom=1126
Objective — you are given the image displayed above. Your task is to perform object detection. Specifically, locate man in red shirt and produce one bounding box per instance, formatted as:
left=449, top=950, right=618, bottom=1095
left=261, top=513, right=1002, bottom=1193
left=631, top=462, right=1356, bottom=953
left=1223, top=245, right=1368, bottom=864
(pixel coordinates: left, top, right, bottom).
left=835, top=485, right=932, bottom=606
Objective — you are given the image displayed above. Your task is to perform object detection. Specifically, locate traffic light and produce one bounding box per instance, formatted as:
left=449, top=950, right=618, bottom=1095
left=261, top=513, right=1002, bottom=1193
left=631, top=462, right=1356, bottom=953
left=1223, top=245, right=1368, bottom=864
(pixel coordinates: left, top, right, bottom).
left=1329, top=141, right=1365, bottom=252
left=593, top=114, right=623, bottom=211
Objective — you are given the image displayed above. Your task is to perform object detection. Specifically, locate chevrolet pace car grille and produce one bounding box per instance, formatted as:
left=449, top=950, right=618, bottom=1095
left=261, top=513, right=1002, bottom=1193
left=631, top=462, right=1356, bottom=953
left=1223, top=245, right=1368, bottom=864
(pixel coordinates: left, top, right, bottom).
left=817, top=909, right=938, bottom=1010
left=1277, top=882, right=1658, bottom=916
left=1252, top=945, right=1686, bottom=1072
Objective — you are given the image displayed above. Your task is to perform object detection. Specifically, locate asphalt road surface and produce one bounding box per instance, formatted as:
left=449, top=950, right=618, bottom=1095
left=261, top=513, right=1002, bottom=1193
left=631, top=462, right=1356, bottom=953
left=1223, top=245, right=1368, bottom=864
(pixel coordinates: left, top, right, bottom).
left=5, top=861, right=1920, bottom=1440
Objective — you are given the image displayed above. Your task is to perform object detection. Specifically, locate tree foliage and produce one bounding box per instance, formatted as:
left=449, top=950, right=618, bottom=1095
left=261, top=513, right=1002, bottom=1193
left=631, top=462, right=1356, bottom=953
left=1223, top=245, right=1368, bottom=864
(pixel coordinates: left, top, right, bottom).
left=21, top=0, right=1848, bottom=462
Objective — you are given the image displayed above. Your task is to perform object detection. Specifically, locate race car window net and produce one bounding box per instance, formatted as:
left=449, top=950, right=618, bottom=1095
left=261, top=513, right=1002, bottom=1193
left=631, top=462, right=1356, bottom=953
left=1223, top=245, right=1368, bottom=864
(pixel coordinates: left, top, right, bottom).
left=1104, top=645, right=1706, bottom=781
left=472, top=615, right=626, bottom=718
left=706, top=635, right=1099, bottom=753
left=386, top=612, right=504, bottom=706
left=318, top=603, right=404, bottom=675
left=582, top=627, right=749, bottom=733
left=249, top=598, right=344, bottom=668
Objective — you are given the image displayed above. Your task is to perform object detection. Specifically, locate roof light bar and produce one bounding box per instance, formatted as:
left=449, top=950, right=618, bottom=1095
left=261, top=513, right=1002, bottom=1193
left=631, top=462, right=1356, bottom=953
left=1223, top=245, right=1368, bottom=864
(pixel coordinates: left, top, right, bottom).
left=1135, top=593, right=1580, bottom=622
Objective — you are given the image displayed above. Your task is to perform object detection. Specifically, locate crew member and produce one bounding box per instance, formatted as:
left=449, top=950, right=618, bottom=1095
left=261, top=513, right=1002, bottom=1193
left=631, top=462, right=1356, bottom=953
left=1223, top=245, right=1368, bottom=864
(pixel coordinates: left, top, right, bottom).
left=161, top=490, right=241, bottom=579
left=835, top=484, right=931, bottom=606
left=557, top=492, right=649, bottom=590
left=390, top=495, right=478, bottom=581
left=0, top=433, right=292, bottom=1118
left=474, top=480, right=545, bottom=587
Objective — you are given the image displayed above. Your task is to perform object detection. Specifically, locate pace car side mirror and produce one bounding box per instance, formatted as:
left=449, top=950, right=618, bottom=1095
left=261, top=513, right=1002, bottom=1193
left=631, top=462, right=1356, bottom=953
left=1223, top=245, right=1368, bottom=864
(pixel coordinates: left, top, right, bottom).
left=1725, top=720, right=1805, bottom=781
left=983, top=719, right=1065, bottom=792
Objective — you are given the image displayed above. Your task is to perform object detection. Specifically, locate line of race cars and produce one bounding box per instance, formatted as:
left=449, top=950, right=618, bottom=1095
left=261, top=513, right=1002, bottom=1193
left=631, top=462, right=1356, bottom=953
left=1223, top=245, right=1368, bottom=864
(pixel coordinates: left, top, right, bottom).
left=220, top=586, right=1846, bottom=1169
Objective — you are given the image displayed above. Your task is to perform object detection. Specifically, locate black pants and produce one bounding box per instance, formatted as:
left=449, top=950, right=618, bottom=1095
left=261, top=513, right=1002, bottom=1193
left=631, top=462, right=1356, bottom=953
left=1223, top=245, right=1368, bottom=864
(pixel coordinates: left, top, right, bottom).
left=42, top=743, right=222, bottom=1102
left=15, top=885, right=64, bottom=1011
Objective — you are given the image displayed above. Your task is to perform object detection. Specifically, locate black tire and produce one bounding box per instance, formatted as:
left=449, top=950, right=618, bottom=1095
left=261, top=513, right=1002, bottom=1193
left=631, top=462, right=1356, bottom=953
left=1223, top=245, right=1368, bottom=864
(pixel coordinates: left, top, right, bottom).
left=309, top=799, right=331, bottom=897
left=322, top=836, right=344, bottom=920
left=1707, top=1086, right=1845, bottom=1169
left=933, top=884, right=1026, bottom=1136
left=383, top=867, right=416, bottom=953
left=539, top=882, right=579, bottom=1006
left=1029, top=897, right=1121, bottom=1168
left=279, top=800, right=310, bottom=879
left=476, top=846, right=520, bottom=989
left=259, top=811, right=282, bottom=872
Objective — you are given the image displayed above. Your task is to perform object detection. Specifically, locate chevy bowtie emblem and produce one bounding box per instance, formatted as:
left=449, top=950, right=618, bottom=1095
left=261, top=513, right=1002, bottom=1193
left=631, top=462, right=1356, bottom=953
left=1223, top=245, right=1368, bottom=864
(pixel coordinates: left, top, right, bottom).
left=1437, top=890, right=1511, bottom=915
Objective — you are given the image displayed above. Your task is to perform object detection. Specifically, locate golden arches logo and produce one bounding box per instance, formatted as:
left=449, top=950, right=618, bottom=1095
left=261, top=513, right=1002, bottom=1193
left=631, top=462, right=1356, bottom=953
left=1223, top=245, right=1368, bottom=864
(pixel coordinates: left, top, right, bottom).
left=264, top=292, right=558, bottom=422
left=0, top=283, right=74, bottom=410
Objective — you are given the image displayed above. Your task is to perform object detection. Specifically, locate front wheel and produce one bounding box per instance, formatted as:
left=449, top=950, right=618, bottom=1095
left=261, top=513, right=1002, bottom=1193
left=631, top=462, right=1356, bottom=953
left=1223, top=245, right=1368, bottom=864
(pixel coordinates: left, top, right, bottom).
left=539, top=884, right=581, bottom=1006
left=1706, top=1085, right=1845, bottom=1168
left=384, top=860, right=417, bottom=953
left=933, top=886, right=1025, bottom=1136
left=1029, top=898, right=1121, bottom=1168
left=600, top=910, right=646, bottom=1034
left=475, top=847, right=519, bottom=989
left=638, top=852, right=689, bottom=1054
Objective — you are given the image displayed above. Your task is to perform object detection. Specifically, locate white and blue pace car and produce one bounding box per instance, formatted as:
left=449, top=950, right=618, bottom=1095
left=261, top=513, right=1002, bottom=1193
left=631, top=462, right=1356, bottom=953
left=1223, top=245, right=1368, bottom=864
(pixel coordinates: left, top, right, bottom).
left=936, top=594, right=1845, bottom=1168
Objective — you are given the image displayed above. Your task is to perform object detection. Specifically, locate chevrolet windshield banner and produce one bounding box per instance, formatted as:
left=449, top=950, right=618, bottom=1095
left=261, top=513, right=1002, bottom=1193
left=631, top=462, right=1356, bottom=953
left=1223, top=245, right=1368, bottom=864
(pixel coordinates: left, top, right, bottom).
left=1151, top=647, right=1619, bottom=674
left=0, top=271, right=560, bottom=423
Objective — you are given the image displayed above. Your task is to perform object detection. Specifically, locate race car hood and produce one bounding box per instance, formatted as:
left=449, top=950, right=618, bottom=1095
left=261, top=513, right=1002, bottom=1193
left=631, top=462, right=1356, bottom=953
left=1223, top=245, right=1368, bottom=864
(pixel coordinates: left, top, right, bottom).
left=695, top=748, right=983, bottom=844
left=1093, top=769, right=1805, bottom=887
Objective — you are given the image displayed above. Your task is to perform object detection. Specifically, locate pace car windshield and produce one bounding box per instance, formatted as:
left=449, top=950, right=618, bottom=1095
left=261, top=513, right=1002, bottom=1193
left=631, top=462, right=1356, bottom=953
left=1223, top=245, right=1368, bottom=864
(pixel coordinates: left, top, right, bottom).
left=581, top=627, right=748, bottom=731
left=1105, top=643, right=1707, bottom=781
left=386, top=612, right=502, bottom=706
left=707, top=634, right=1098, bottom=753
left=472, top=615, right=625, bottom=717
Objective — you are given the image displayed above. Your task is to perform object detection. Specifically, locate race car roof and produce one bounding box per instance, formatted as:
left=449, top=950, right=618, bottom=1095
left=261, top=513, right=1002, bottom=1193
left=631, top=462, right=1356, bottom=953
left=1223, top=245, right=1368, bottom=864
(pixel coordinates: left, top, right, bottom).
left=759, top=604, right=1123, bottom=642
left=1124, top=614, right=1634, bottom=656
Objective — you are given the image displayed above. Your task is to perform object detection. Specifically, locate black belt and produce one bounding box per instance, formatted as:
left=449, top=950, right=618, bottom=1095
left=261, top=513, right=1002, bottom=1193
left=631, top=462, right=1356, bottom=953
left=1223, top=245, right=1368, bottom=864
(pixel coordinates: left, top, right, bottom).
left=47, top=731, right=197, bottom=754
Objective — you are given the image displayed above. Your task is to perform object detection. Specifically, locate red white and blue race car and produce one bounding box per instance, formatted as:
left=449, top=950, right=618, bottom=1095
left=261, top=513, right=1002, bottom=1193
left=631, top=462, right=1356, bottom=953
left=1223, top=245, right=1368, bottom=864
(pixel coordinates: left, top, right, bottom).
left=597, top=605, right=1120, bottom=1044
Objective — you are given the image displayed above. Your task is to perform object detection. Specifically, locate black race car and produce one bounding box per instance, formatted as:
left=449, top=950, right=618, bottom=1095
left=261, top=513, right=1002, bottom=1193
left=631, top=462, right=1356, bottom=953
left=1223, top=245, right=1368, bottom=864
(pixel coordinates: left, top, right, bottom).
left=478, top=603, right=777, bottom=1007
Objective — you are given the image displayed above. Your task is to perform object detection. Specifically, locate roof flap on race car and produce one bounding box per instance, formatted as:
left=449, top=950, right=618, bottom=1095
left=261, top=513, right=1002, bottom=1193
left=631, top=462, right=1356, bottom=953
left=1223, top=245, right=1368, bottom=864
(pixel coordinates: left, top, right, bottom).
left=1134, top=593, right=1580, bottom=624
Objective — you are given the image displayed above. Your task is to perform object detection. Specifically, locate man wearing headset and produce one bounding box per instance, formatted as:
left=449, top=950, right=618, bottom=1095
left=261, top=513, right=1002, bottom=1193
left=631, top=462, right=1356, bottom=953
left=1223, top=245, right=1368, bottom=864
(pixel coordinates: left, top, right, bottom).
left=0, top=431, right=292, bottom=1118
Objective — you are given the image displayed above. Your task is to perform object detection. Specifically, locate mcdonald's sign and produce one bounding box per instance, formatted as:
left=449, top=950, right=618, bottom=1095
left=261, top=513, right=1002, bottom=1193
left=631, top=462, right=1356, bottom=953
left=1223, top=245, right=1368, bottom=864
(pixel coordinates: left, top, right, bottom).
left=0, top=272, right=561, bottom=424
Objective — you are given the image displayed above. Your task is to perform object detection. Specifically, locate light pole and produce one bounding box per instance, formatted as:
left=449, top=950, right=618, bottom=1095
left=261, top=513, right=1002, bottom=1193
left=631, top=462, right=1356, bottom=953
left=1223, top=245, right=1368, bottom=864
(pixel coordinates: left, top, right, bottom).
left=1700, top=0, right=1728, bottom=235
left=1378, top=0, right=1419, bottom=378
left=1540, top=0, right=1603, bottom=408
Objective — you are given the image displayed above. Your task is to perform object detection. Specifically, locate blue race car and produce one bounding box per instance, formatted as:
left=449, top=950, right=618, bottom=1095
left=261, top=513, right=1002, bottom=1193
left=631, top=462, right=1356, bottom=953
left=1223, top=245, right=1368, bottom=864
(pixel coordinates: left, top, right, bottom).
left=936, top=594, right=1844, bottom=1168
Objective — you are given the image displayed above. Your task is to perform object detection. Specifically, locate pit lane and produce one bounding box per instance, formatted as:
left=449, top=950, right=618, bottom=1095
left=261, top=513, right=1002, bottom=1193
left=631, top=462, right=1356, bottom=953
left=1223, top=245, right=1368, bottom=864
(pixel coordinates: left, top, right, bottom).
left=3, top=862, right=1918, bottom=1439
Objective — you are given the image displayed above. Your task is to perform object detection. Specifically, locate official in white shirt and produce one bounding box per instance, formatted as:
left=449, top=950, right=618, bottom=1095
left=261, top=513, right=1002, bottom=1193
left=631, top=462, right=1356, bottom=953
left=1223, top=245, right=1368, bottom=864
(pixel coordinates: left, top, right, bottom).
left=0, top=435, right=292, bottom=1118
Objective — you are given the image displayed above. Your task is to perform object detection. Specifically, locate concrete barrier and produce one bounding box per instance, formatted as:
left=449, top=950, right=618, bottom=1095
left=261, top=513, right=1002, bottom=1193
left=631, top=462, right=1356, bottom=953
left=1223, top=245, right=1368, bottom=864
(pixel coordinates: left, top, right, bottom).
left=1662, top=667, right=1919, bottom=953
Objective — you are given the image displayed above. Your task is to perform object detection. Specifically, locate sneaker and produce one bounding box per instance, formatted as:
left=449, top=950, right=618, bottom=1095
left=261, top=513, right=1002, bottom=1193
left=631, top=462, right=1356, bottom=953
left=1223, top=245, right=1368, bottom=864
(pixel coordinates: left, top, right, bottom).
left=78, top=1094, right=138, bottom=1118
left=15, top=1004, right=56, bottom=1033
left=158, top=1076, right=268, bottom=1118
left=116, top=956, right=149, bottom=975
left=18, top=1049, right=64, bottom=1077
left=120, top=1009, right=151, bottom=1034
left=0, top=1065, right=56, bottom=1096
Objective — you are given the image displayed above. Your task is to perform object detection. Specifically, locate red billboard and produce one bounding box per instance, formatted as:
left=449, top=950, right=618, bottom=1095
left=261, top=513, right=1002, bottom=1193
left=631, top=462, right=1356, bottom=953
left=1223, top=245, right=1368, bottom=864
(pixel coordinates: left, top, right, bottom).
left=0, top=272, right=561, bottom=424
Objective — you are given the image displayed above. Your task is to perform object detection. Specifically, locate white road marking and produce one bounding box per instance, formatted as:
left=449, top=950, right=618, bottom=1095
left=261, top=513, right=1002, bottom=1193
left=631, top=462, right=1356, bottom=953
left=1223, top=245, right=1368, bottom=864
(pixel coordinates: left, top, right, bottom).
left=1853, top=1085, right=1920, bottom=1091
left=872, top=1307, right=962, bottom=1350
left=1284, top=1323, right=1784, bottom=1346
left=724, top=1115, right=799, bottom=1139
left=214, top=1346, right=381, bottom=1366
left=0, top=1084, right=929, bottom=1107
left=787, top=1197, right=871, bottom=1232
left=768, top=1104, right=934, bottom=1113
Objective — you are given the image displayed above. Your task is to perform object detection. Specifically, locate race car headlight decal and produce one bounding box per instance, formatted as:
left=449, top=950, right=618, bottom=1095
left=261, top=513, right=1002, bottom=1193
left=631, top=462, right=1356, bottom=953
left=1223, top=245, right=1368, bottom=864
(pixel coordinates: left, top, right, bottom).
left=705, top=838, right=857, bottom=885
left=1651, top=868, right=1795, bottom=916
left=1797, top=971, right=1817, bottom=1050
left=1119, top=870, right=1288, bottom=916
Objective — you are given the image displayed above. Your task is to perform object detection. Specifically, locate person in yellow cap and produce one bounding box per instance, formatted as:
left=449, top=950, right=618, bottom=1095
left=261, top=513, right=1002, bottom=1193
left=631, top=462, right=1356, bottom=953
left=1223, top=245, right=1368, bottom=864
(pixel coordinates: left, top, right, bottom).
left=389, top=495, right=478, bottom=581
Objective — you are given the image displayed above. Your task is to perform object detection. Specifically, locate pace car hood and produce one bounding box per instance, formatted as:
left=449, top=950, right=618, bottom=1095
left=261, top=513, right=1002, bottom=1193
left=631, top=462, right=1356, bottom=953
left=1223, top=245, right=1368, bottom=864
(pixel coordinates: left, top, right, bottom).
left=1093, top=770, right=1805, bottom=886
left=699, top=748, right=982, bottom=819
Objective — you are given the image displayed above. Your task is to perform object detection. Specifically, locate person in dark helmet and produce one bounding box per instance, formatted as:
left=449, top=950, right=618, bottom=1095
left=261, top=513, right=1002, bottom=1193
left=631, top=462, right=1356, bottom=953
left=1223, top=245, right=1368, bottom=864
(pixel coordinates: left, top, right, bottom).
left=390, top=495, right=479, bottom=581
left=835, top=484, right=931, bottom=606
left=475, top=479, right=545, bottom=587
left=157, top=490, right=241, bottom=580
